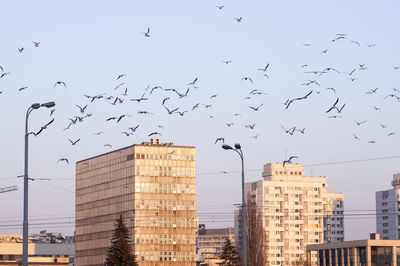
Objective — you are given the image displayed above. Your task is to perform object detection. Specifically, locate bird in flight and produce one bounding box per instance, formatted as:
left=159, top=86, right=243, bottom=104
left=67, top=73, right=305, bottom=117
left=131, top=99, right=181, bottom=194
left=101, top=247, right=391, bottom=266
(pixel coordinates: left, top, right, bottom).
left=225, top=123, right=234, bottom=127
left=216, top=5, right=224, bottom=10
left=18, top=47, right=24, bottom=53
left=130, top=93, right=149, bottom=103
left=354, top=120, right=367, bottom=126
left=117, top=74, right=126, bottom=80
left=176, top=111, right=187, bottom=116
left=94, top=131, right=104, bottom=135
left=138, top=111, right=153, bottom=115
left=104, top=144, right=112, bottom=148
left=121, top=131, right=133, bottom=137
left=222, top=60, right=232, bottom=64
left=162, top=97, right=170, bottom=106
left=164, top=106, right=179, bottom=115
left=388, top=132, right=396, bottom=136
left=19, top=87, right=28, bottom=92
left=215, top=138, right=225, bottom=144
left=0, top=72, right=10, bottom=79
left=32, top=41, right=40, bottom=47
left=188, top=77, right=198, bottom=86
left=296, top=128, right=306, bottom=134
left=75, top=105, right=87, bottom=113
left=283, top=156, right=298, bottom=167
left=241, top=77, right=253, bottom=84
left=235, top=17, right=243, bottom=22
left=68, top=138, right=80, bottom=146
left=114, top=83, right=125, bottom=91
left=148, top=132, right=162, bottom=137
left=244, top=124, right=256, bottom=129
left=54, top=81, right=66, bottom=88
left=326, top=98, right=339, bottom=113
left=258, top=63, right=270, bottom=72
left=57, top=158, right=69, bottom=164
left=285, top=90, right=313, bottom=110
left=366, top=88, right=378, bottom=94
left=248, top=104, right=264, bottom=111
left=326, top=87, right=336, bottom=93
left=281, top=125, right=296, bottom=135
left=143, top=27, right=150, bottom=37
left=353, top=134, right=360, bottom=140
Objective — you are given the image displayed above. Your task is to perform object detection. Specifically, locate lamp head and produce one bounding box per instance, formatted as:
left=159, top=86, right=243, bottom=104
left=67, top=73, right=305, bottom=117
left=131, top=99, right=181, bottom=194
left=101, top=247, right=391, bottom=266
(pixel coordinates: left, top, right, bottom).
left=41, top=101, right=56, bottom=108
left=31, top=103, right=41, bottom=109
left=222, top=144, right=233, bottom=150
left=234, top=143, right=241, bottom=150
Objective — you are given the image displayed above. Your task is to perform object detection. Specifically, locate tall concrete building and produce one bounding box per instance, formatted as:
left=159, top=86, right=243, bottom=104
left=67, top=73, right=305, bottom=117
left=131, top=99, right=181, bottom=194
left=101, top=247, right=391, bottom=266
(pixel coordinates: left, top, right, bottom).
left=376, top=173, right=400, bottom=240
left=241, top=163, right=344, bottom=265
left=75, top=139, right=197, bottom=266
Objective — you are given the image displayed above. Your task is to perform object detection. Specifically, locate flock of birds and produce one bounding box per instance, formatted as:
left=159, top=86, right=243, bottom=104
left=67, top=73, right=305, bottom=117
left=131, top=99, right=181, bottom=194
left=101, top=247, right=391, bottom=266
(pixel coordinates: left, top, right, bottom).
left=1, top=6, right=399, bottom=168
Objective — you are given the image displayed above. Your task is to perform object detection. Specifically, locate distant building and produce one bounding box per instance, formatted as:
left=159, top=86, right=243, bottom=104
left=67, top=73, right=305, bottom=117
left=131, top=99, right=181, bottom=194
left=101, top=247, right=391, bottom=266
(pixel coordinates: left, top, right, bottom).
left=197, top=225, right=234, bottom=258
left=376, top=173, right=400, bottom=239
left=0, top=233, right=74, bottom=265
left=239, top=162, right=344, bottom=265
left=306, top=233, right=400, bottom=265
left=75, top=139, right=197, bottom=265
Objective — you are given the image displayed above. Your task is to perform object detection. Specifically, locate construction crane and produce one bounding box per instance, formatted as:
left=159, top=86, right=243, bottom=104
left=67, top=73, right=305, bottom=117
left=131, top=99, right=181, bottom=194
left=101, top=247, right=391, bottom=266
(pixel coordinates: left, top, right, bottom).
left=0, top=185, right=18, bottom=194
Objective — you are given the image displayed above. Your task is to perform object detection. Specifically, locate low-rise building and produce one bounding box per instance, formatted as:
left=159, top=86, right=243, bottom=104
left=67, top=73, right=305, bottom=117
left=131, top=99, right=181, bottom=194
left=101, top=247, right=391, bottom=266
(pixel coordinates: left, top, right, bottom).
left=197, top=225, right=235, bottom=265
left=0, top=233, right=74, bottom=265
left=306, top=233, right=400, bottom=266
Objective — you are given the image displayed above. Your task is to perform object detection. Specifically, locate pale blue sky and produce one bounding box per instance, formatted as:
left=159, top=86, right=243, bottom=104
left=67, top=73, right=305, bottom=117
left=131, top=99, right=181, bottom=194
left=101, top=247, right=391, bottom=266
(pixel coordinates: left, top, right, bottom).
left=1, top=0, right=400, bottom=240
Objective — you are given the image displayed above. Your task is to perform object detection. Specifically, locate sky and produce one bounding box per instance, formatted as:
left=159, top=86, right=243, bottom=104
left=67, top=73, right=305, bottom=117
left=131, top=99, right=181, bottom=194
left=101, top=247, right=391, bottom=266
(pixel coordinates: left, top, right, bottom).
left=0, top=0, right=400, bottom=240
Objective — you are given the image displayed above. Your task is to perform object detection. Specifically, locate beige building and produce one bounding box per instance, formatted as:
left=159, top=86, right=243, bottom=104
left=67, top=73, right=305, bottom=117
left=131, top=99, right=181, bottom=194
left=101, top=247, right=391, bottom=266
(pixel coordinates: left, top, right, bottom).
left=197, top=225, right=235, bottom=264
left=306, top=233, right=400, bottom=266
left=242, top=163, right=344, bottom=265
left=0, top=234, right=74, bottom=265
left=75, top=139, right=197, bottom=266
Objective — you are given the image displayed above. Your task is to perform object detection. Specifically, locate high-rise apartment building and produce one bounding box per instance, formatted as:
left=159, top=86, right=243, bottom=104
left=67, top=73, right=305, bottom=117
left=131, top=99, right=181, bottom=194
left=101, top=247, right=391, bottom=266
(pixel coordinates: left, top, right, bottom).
left=241, top=163, right=344, bottom=265
left=376, top=173, right=400, bottom=240
left=75, top=139, right=197, bottom=266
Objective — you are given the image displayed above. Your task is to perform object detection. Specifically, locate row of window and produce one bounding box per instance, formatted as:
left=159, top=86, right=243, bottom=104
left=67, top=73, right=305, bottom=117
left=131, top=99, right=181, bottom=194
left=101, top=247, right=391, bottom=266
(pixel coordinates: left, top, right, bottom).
left=135, top=166, right=195, bottom=177
left=135, top=153, right=195, bottom=161
left=134, top=182, right=195, bottom=194
left=134, top=251, right=195, bottom=262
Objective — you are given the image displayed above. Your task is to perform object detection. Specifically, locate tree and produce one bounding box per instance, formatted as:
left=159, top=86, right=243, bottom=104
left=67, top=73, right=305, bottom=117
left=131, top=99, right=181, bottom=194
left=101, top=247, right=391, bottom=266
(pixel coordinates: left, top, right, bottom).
left=105, top=214, right=138, bottom=266
left=219, top=239, right=238, bottom=265
left=246, top=195, right=265, bottom=265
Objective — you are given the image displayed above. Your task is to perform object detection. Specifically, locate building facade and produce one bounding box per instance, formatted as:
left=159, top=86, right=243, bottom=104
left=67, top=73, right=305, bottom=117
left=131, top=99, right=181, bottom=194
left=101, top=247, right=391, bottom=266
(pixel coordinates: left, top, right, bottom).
left=242, top=163, right=344, bottom=265
left=376, top=173, right=400, bottom=240
left=0, top=233, right=74, bottom=265
left=197, top=225, right=235, bottom=259
left=306, top=233, right=400, bottom=266
left=75, top=139, right=197, bottom=266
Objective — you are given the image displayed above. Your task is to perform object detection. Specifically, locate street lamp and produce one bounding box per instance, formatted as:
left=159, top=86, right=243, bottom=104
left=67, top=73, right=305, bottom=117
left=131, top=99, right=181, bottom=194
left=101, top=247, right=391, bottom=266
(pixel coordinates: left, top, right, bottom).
left=23, top=101, right=55, bottom=266
left=222, top=143, right=247, bottom=266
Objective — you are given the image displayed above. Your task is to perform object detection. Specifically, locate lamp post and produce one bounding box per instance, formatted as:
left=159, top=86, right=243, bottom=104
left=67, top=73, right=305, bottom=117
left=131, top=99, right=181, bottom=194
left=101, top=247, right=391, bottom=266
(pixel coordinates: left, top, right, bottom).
left=221, top=143, right=247, bottom=266
left=23, top=101, right=55, bottom=266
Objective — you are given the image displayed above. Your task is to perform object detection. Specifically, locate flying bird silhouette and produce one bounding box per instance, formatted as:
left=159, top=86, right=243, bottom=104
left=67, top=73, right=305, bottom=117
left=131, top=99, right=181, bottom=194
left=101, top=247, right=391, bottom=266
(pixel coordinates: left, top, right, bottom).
left=248, top=103, right=264, bottom=111
left=54, top=81, right=66, bottom=88
left=283, top=156, right=298, bottom=167
left=68, top=138, right=80, bottom=146
left=215, top=138, right=225, bottom=144
left=57, top=158, right=69, bottom=164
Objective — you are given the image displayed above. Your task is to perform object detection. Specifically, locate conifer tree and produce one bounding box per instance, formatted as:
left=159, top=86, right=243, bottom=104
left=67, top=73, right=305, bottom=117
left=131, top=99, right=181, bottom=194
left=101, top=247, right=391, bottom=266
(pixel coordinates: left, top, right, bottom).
left=219, top=239, right=238, bottom=265
left=105, top=214, right=138, bottom=266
